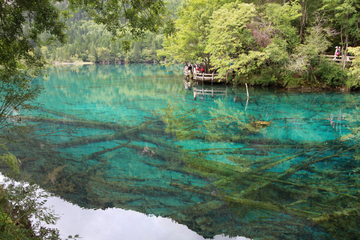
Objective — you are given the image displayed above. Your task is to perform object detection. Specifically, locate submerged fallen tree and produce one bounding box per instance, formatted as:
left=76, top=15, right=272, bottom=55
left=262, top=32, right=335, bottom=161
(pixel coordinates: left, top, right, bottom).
left=2, top=104, right=360, bottom=240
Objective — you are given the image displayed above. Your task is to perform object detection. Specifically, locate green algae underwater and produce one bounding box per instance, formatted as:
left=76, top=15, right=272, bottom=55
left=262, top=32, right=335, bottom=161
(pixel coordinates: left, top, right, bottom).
left=2, top=64, right=360, bottom=240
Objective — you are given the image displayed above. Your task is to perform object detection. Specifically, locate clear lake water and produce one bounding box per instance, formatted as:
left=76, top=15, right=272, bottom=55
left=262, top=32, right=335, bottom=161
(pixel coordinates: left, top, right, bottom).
left=3, top=64, right=360, bottom=240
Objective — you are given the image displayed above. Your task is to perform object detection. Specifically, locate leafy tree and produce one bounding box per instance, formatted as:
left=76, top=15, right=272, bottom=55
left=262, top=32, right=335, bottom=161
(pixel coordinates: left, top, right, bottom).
left=288, top=14, right=337, bottom=87
left=206, top=2, right=264, bottom=84
left=322, top=0, right=360, bottom=69
left=258, top=2, right=301, bottom=86
left=158, top=0, right=230, bottom=70
left=346, top=46, right=360, bottom=88
left=68, top=0, right=170, bottom=49
left=0, top=0, right=66, bottom=130
left=298, top=0, right=324, bottom=43
left=0, top=180, right=61, bottom=240
left=205, top=1, right=302, bottom=86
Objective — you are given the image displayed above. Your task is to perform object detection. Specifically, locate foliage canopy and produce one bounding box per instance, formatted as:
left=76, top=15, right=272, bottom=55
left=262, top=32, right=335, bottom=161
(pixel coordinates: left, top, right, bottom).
left=160, top=0, right=360, bottom=89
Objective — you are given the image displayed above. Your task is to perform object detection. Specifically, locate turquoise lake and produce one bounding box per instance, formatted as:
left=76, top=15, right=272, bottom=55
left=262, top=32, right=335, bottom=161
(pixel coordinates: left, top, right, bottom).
left=4, top=64, right=360, bottom=239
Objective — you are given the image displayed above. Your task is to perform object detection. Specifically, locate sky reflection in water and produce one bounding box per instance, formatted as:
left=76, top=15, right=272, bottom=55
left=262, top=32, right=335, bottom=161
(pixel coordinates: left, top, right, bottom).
left=45, top=196, right=249, bottom=240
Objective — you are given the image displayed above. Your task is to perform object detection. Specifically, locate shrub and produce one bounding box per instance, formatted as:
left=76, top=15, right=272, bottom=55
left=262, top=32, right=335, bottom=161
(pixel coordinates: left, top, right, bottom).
left=0, top=181, right=60, bottom=240
left=314, top=59, right=347, bottom=88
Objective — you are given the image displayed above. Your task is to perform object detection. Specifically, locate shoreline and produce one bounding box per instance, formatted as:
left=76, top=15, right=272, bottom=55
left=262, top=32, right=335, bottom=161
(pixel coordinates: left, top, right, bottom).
left=50, top=61, right=94, bottom=66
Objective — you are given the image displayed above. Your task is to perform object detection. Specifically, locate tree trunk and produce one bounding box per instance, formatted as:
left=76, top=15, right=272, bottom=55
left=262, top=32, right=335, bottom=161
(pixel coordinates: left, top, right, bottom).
left=299, top=0, right=307, bottom=43
left=343, top=14, right=349, bottom=70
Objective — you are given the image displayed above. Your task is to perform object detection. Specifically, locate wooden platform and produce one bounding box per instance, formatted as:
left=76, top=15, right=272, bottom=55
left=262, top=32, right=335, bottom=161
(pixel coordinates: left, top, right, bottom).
left=184, top=69, right=225, bottom=83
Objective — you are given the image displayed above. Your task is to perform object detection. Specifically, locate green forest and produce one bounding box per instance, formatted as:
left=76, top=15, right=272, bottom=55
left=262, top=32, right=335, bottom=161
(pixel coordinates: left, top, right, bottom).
left=40, top=0, right=182, bottom=64
left=159, top=0, right=360, bottom=89
left=41, top=0, right=360, bottom=90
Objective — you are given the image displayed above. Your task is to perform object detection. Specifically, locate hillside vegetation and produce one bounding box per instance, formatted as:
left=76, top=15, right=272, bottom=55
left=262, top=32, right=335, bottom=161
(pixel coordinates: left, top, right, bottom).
left=159, top=0, right=360, bottom=90
left=40, top=0, right=182, bottom=64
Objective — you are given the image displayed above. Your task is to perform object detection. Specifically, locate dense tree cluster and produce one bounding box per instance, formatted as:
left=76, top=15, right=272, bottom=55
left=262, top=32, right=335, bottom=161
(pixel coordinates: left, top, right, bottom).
left=41, top=15, right=164, bottom=64
left=41, top=0, right=181, bottom=64
left=159, top=0, right=360, bottom=89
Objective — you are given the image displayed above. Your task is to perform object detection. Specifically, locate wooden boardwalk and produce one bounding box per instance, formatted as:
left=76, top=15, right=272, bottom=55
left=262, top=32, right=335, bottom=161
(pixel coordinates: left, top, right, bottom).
left=184, top=55, right=358, bottom=83
left=323, top=55, right=356, bottom=62
left=184, top=69, right=225, bottom=83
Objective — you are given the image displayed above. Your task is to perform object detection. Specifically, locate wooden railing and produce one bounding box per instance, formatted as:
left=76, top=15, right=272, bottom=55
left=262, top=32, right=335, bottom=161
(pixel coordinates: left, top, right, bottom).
left=193, top=71, right=219, bottom=81
left=323, top=55, right=356, bottom=62
left=184, top=68, right=222, bottom=82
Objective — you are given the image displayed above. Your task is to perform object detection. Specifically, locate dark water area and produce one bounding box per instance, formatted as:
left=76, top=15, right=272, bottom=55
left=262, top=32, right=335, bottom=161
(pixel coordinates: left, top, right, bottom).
left=3, top=64, right=360, bottom=239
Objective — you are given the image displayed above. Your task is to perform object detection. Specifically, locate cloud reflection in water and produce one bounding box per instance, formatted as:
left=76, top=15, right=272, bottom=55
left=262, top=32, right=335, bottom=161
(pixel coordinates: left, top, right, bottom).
left=45, top=196, right=250, bottom=240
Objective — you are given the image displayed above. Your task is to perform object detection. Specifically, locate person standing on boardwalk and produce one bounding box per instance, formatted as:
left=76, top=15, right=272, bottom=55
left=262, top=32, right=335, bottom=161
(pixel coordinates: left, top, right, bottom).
left=188, top=63, right=192, bottom=72
left=338, top=46, right=342, bottom=58
left=184, top=64, right=188, bottom=71
left=334, top=46, right=340, bottom=59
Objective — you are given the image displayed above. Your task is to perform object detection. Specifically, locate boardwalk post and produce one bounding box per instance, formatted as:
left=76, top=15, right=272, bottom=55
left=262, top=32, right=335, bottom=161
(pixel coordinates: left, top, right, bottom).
left=245, top=83, right=249, bottom=99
